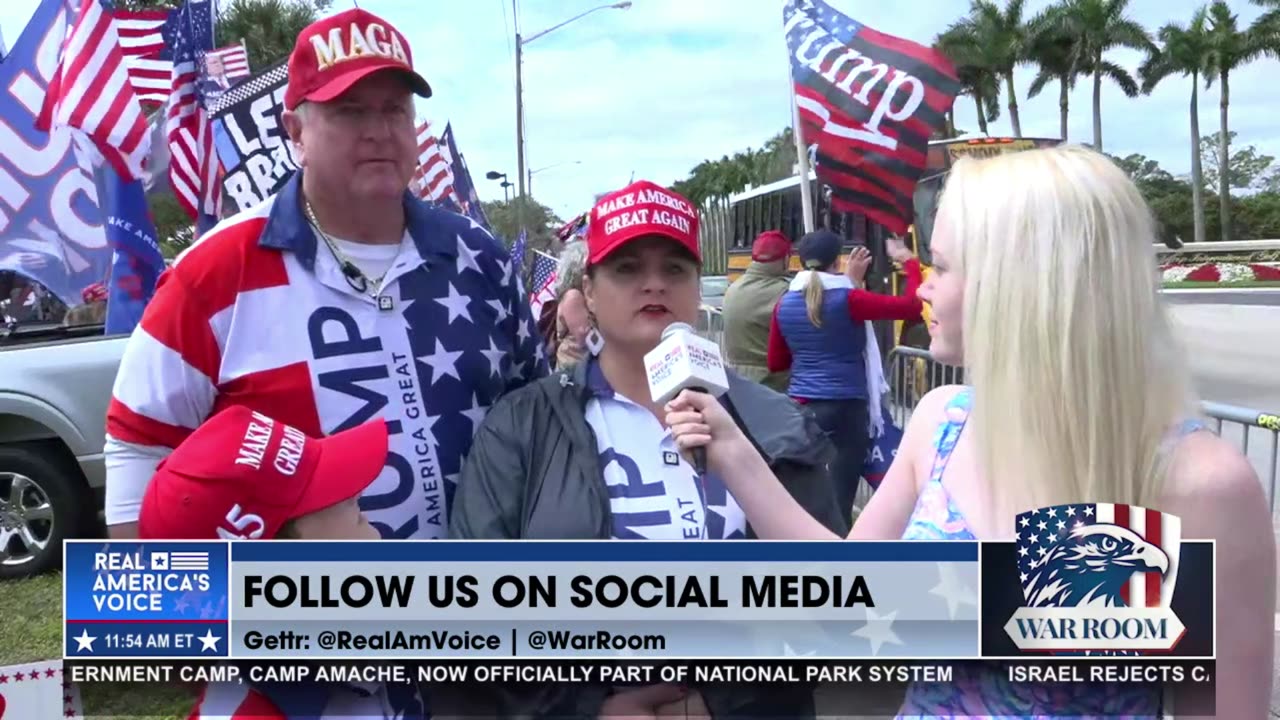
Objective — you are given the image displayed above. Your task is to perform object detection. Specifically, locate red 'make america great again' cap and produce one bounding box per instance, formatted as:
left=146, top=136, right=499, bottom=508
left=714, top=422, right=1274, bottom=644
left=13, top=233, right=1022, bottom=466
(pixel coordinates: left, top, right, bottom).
left=285, top=8, right=433, bottom=110
left=137, top=405, right=388, bottom=540
left=586, top=180, right=700, bottom=266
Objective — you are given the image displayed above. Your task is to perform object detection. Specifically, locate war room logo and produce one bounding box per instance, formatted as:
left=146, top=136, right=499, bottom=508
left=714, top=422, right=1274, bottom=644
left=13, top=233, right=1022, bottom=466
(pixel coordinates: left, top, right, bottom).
left=1004, top=503, right=1186, bottom=653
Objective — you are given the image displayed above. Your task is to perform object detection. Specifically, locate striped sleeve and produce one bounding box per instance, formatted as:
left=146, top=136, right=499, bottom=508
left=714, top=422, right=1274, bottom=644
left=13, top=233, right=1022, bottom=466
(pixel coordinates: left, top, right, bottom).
left=104, top=258, right=222, bottom=524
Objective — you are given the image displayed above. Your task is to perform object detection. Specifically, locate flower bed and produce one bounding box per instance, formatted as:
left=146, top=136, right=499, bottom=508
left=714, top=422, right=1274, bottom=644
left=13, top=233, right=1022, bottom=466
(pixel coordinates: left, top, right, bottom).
left=1160, top=262, right=1280, bottom=285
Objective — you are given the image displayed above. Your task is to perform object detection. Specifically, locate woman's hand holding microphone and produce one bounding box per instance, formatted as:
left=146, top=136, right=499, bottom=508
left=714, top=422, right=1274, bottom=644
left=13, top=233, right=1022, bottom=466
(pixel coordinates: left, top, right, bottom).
left=664, top=389, right=752, bottom=475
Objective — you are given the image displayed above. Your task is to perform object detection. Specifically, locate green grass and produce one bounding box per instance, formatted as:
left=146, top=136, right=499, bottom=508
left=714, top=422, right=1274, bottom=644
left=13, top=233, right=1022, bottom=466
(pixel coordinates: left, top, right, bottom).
left=0, top=571, right=192, bottom=719
left=1162, top=280, right=1280, bottom=289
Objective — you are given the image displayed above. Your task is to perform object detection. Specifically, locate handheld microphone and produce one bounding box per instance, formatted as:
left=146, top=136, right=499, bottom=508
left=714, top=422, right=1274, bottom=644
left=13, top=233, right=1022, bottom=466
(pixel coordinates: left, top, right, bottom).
left=643, top=321, right=730, bottom=477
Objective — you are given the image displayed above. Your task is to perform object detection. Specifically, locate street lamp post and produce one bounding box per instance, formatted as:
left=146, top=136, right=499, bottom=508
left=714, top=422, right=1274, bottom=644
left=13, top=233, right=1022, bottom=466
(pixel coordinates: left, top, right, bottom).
left=514, top=1, right=630, bottom=202
left=485, top=170, right=512, bottom=202
left=527, top=159, right=582, bottom=195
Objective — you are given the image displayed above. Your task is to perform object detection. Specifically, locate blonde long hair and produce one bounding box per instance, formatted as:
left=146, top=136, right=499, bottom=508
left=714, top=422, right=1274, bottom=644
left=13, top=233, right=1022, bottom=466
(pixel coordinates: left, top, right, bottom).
left=938, top=145, right=1198, bottom=526
left=803, top=259, right=829, bottom=328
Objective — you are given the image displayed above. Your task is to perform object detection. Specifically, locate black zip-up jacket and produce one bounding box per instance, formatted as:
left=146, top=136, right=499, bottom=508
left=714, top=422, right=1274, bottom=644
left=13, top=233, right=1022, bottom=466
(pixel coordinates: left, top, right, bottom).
left=442, top=360, right=849, bottom=719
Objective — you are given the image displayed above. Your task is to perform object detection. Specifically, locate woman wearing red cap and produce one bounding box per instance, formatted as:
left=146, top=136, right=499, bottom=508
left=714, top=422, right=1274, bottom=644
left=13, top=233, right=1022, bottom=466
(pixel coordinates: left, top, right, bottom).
left=451, top=180, right=847, bottom=719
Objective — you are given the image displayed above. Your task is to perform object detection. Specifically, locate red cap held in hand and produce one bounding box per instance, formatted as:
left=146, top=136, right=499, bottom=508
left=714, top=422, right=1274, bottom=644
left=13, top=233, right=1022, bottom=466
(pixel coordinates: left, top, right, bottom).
left=137, top=405, right=388, bottom=540
left=285, top=8, right=432, bottom=110
left=586, top=180, right=700, bottom=266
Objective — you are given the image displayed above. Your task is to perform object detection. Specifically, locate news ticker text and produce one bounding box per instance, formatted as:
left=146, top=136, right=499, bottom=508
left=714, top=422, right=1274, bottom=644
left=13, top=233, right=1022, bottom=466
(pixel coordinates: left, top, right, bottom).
left=66, top=658, right=1215, bottom=688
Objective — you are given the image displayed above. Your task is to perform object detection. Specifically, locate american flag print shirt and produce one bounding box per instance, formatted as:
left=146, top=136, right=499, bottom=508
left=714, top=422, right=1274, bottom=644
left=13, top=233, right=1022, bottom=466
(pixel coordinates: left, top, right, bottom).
left=105, top=172, right=548, bottom=538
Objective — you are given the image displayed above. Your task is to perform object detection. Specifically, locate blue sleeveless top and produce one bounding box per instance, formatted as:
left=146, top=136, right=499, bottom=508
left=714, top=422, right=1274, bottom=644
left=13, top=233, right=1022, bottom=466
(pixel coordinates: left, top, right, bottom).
left=897, top=387, right=1204, bottom=719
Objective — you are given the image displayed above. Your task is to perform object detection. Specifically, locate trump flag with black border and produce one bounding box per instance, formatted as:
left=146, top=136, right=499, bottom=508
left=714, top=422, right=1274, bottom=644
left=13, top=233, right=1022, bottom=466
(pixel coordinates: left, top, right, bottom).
left=783, top=0, right=959, bottom=234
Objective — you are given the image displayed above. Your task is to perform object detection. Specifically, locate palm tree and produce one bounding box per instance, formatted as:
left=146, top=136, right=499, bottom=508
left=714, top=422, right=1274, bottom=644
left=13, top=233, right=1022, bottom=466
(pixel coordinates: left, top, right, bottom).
left=1139, top=7, right=1211, bottom=243
left=935, top=27, right=1003, bottom=136
left=949, top=0, right=1031, bottom=137
left=1038, top=0, right=1153, bottom=151
left=1025, top=20, right=1082, bottom=140
left=1203, top=0, right=1269, bottom=241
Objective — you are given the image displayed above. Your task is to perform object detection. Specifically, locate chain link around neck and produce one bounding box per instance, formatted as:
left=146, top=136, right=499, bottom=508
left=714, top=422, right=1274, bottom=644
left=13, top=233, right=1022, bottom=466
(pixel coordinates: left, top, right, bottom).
left=303, top=199, right=388, bottom=295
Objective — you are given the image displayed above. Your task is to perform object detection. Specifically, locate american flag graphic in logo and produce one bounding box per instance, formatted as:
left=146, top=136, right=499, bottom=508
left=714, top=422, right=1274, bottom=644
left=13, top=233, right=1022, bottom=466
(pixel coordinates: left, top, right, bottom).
left=1017, top=503, right=1181, bottom=611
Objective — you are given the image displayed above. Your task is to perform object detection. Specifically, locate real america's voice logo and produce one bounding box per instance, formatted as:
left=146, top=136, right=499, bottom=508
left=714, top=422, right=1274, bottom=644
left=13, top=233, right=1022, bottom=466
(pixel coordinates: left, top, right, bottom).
left=1004, top=503, right=1186, bottom=654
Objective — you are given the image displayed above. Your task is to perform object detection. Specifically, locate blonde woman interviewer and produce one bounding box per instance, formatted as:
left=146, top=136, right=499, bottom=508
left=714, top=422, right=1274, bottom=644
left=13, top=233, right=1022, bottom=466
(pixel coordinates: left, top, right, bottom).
left=766, top=229, right=923, bottom=525
left=665, top=145, right=1274, bottom=718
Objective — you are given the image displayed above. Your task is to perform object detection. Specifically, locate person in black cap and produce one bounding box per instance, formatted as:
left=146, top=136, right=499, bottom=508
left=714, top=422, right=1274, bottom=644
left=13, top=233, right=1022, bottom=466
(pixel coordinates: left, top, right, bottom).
left=765, top=229, right=923, bottom=524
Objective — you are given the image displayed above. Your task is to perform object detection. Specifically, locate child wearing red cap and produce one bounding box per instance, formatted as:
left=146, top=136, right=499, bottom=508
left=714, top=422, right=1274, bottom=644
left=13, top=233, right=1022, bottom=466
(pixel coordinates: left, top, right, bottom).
left=138, top=406, right=425, bottom=719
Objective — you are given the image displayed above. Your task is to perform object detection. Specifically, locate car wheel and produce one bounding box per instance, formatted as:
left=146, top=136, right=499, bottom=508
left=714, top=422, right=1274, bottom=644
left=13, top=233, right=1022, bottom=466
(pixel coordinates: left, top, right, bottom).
left=0, top=445, right=88, bottom=580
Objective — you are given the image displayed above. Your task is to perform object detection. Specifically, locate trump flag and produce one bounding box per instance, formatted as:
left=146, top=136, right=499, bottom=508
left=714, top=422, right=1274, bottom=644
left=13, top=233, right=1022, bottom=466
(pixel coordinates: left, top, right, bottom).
left=783, top=0, right=959, bottom=234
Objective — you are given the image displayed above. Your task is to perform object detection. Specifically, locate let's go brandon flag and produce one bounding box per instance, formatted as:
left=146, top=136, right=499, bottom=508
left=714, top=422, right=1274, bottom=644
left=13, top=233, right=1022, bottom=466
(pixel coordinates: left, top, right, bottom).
left=783, top=0, right=959, bottom=234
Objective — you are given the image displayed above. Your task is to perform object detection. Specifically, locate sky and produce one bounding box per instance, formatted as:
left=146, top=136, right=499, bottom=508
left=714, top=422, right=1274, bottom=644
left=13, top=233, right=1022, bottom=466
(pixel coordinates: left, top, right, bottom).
left=2, top=0, right=1277, bottom=222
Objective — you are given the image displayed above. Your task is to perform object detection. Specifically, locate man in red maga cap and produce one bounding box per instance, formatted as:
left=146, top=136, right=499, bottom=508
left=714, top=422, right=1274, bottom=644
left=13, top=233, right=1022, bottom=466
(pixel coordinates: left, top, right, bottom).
left=104, top=9, right=546, bottom=540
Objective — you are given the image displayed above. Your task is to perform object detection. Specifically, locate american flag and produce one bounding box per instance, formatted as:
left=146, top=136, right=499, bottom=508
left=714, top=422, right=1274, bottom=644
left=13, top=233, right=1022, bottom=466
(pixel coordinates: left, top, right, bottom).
left=412, top=119, right=457, bottom=204
left=163, top=0, right=220, bottom=221
left=110, top=7, right=170, bottom=104
left=528, top=249, right=558, bottom=320
left=37, top=0, right=152, bottom=181
left=1016, top=503, right=1181, bottom=611
left=783, top=0, right=958, bottom=234
left=205, top=44, right=250, bottom=82
left=509, top=228, right=528, bottom=271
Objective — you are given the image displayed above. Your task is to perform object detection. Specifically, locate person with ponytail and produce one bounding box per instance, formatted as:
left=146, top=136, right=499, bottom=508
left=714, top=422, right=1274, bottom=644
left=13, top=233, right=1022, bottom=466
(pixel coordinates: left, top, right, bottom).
left=766, top=229, right=923, bottom=524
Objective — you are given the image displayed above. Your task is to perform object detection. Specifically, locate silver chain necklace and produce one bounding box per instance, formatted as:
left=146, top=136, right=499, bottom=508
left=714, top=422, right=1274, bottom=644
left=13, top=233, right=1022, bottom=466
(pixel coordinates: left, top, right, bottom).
left=303, top=199, right=388, bottom=296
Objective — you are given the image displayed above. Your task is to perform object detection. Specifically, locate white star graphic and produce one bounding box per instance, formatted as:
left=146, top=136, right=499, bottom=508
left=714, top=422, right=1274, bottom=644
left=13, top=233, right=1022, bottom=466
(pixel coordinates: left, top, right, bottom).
left=1017, top=545, right=1028, bottom=557
left=1066, top=506, right=1077, bottom=517
left=507, top=359, right=527, bottom=380
left=465, top=217, right=486, bottom=233
left=1047, top=507, right=1058, bottom=518
left=434, top=282, right=473, bottom=324
left=1056, top=520, right=1066, bottom=531
left=459, top=393, right=489, bottom=436
left=198, top=629, right=221, bottom=652
left=455, top=235, right=485, bottom=277
left=1028, top=533, right=1038, bottom=544
left=499, top=258, right=513, bottom=286
left=487, top=297, right=510, bottom=324
left=928, top=563, right=978, bottom=620
left=1037, top=520, right=1048, bottom=531
left=1019, top=516, right=1030, bottom=528
left=73, top=628, right=96, bottom=652
left=516, top=315, right=532, bottom=344
left=1037, top=546, right=1048, bottom=558
left=479, top=337, right=506, bottom=379
left=851, top=608, right=902, bottom=656
left=418, top=339, right=464, bottom=385
left=1084, top=506, right=1094, bottom=517
left=782, top=641, right=816, bottom=657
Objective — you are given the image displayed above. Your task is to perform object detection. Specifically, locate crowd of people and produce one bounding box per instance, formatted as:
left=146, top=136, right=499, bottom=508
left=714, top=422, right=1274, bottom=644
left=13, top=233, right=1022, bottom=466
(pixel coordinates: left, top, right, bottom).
left=90, top=6, right=1273, bottom=720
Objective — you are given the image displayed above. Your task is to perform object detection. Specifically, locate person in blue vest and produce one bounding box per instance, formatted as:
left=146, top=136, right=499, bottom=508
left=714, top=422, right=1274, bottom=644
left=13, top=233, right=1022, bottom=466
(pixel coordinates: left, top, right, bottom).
left=766, top=229, right=923, bottom=525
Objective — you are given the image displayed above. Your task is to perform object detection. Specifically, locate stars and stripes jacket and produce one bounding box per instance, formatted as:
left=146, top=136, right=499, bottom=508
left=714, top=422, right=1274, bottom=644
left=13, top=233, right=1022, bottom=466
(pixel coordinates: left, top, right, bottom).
left=104, top=171, right=548, bottom=537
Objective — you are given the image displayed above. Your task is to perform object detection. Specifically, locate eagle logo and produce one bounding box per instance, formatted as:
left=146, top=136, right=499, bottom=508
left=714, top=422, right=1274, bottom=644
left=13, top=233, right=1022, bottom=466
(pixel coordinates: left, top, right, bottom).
left=1005, top=503, right=1186, bottom=654
left=1023, top=524, right=1170, bottom=608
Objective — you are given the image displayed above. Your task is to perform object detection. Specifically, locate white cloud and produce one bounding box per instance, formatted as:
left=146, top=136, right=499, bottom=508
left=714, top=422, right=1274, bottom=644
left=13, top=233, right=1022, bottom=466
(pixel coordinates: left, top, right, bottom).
left=2, top=0, right=1277, bottom=225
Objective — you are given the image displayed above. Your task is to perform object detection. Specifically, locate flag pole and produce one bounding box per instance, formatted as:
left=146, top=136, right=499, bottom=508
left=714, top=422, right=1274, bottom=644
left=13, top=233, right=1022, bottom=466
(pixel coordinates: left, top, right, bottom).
left=786, top=51, right=816, bottom=234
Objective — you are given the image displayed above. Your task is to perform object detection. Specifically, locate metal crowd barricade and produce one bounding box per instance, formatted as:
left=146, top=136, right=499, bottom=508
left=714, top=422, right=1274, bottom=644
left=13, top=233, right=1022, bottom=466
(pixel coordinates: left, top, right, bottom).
left=697, top=305, right=725, bottom=348
left=885, top=347, right=1280, bottom=514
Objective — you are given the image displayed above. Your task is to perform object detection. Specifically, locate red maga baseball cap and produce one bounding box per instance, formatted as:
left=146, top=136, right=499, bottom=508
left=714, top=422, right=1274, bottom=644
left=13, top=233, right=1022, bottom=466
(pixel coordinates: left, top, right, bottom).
left=751, top=230, right=792, bottom=262
left=137, top=406, right=388, bottom=540
left=285, top=8, right=432, bottom=111
left=586, top=180, right=700, bottom=266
